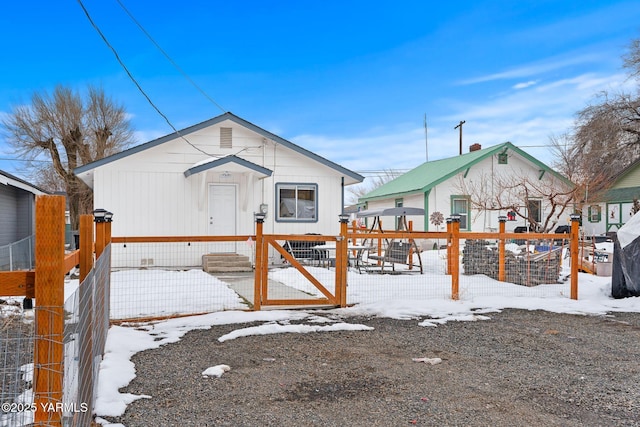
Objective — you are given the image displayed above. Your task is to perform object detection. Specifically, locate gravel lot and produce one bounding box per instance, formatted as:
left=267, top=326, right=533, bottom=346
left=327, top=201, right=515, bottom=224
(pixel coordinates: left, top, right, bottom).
left=110, top=309, right=640, bottom=426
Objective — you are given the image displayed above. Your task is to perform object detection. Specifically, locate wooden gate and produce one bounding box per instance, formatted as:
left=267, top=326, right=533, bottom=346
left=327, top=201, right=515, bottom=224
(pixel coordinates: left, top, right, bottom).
left=252, top=219, right=348, bottom=310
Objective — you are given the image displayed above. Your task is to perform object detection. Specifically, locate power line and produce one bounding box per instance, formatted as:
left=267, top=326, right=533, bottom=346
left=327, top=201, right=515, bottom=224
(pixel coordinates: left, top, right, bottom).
left=115, top=0, right=226, bottom=114
left=76, top=0, right=213, bottom=157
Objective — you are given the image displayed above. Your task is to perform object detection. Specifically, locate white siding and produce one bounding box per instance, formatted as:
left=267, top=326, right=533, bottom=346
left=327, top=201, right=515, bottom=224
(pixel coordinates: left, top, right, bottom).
left=363, top=153, right=575, bottom=237
left=92, top=119, right=350, bottom=266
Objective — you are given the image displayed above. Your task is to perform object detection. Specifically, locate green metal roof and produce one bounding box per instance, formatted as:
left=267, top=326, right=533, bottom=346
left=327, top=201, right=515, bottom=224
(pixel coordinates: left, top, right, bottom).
left=601, top=187, right=640, bottom=203
left=359, top=142, right=572, bottom=202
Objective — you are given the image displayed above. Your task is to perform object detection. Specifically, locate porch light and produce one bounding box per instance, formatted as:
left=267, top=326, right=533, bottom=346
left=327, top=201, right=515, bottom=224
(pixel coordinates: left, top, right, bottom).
left=93, top=208, right=107, bottom=223
left=338, top=213, right=350, bottom=223
left=255, top=212, right=266, bottom=223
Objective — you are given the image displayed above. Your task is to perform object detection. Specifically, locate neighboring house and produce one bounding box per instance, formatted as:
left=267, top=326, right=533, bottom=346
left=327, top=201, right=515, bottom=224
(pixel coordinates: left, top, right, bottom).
left=582, top=158, right=640, bottom=236
left=358, top=142, right=574, bottom=242
left=0, top=169, right=48, bottom=246
left=74, top=112, right=364, bottom=266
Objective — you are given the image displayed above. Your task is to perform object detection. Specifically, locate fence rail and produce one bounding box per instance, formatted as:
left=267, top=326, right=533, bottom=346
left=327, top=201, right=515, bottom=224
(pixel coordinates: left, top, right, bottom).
left=105, top=217, right=582, bottom=318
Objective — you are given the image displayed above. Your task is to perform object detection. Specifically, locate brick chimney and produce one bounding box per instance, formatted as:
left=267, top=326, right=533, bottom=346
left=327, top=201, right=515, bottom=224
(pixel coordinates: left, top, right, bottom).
left=469, top=143, right=482, bottom=152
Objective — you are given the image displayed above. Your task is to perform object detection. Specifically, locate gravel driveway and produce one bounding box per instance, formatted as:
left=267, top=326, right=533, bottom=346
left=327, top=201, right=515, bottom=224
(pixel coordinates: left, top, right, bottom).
left=109, top=309, right=640, bottom=426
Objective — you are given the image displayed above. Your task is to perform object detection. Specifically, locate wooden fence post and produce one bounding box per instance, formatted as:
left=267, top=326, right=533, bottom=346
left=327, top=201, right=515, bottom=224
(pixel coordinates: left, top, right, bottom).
left=95, top=218, right=106, bottom=260
left=33, top=195, right=65, bottom=426
left=253, top=214, right=265, bottom=310
left=498, top=216, right=507, bottom=282
left=77, top=214, right=94, bottom=422
left=570, top=213, right=581, bottom=300
left=450, top=216, right=461, bottom=300
left=338, top=215, right=349, bottom=307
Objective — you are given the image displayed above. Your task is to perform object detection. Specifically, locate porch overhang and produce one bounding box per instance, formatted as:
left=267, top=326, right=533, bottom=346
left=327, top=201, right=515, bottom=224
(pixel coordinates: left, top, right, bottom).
left=184, top=155, right=272, bottom=178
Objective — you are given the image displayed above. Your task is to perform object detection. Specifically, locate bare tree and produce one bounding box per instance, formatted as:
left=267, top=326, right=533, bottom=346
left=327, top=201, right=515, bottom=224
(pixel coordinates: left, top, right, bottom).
left=457, top=170, right=576, bottom=232
left=558, top=37, right=640, bottom=188
left=549, top=133, right=612, bottom=209
left=573, top=92, right=640, bottom=175
left=550, top=36, right=640, bottom=205
left=2, top=85, right=134, bottom=229
left=348, top=169, right=404, bottom=205
left=623, top=37, right=640, bottom=78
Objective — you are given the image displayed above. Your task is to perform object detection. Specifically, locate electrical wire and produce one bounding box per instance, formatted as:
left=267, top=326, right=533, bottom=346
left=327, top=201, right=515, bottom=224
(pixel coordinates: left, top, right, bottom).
left=115, top=0, right=227, bottom=114
left=76, top=0, right=213, bottom=157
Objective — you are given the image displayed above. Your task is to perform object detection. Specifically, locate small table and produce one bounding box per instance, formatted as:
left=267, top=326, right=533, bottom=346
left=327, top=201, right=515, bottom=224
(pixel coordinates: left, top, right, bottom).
left=312, top=244, right=369, bottom=270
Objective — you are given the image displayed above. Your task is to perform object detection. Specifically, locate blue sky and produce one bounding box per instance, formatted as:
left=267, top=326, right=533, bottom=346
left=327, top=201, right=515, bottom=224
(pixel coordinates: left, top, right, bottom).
left=1, top=0, right=639, bottom=179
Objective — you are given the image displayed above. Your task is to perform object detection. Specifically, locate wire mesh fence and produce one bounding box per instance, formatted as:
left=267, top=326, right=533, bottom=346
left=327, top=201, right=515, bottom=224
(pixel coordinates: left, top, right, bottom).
left=63, top=244, right=111, bottom=427
left=0, top=235, right=35, bottom=272
left=459, top=236, right=573, bottom=299
left=0, top=311, right=35, bottom=427
left=107, top=225, right=582, bottom=318
left=345, top=246, right=453, bottom=304
left=0, top=244, right=111, bottom=427
left=109, top=241, right=250, bottom=321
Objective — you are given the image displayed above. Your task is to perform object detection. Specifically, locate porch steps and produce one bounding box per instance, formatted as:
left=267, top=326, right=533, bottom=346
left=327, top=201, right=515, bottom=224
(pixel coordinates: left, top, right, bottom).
left=202, top=253, right=253, bottom=273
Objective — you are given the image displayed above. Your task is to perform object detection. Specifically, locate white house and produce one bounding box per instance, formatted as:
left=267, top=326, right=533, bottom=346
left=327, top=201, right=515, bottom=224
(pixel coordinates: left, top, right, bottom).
left=74, top=112, right=363, bottom=267
left=358, top=142, right=575, bottom=245
left=581, top=158, right=640, bottom=236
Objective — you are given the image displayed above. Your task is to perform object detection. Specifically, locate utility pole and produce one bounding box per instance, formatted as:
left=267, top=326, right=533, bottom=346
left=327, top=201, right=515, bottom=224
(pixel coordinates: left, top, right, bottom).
left=455, top=120, right=465, bottom=155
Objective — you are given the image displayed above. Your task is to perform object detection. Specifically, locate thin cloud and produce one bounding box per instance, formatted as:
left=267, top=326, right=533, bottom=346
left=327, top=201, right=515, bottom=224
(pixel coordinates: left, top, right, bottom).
left=513, top=80, right=539, bottom=90
left=293, top=70, right=630, bottom=173
left=458, top=53, right=602, bottom=85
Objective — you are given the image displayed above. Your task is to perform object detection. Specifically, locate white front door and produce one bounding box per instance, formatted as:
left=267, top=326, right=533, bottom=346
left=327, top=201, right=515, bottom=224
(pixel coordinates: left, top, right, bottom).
left=208, top=184, right=237, bottom=252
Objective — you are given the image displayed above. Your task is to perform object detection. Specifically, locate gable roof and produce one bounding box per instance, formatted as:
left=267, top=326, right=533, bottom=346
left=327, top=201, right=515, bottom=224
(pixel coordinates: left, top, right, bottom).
left=184, top=155, right=272, bottom=178
left=0, top=169, right=49, bottom=195
left=74, top=112, right=363, bottom=183
left=359, top=142, right=573, bottom=202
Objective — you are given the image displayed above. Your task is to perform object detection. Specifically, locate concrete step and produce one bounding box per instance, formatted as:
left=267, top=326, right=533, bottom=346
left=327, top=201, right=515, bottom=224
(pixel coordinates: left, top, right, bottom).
left=202, top=253, right=253, bottom=273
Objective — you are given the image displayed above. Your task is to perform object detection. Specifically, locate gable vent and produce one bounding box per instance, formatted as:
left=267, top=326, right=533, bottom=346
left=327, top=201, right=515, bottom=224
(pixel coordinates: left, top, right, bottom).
left=220, top=127, right=232, bottom=149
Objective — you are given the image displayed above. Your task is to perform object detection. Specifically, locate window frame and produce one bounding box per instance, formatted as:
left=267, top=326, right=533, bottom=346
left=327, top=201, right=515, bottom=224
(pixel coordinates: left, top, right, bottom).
left=450, top=195, right=471, bottom=230
left=588, top=205, right=601, bottom=223
left=275, top=182, right=319, bottom=223
left=526, top=198, right=542, bottom=224
left=395, top=198, right=403, bottom=230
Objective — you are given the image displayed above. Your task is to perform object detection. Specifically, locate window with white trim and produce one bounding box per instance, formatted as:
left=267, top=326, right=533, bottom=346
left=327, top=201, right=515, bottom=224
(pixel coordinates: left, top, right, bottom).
left=451, top=195, right=470, bottom=230
left=276, top=183, right=317, bottom=221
